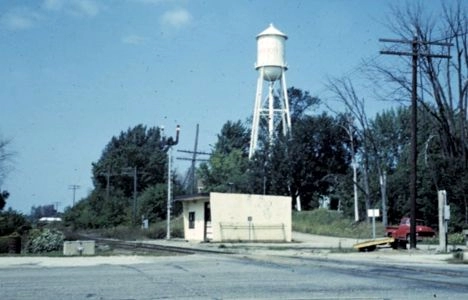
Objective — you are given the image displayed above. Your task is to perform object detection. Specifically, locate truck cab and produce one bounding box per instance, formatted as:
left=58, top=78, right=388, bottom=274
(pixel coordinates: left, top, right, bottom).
left=386, top=217, right=436, bottom=244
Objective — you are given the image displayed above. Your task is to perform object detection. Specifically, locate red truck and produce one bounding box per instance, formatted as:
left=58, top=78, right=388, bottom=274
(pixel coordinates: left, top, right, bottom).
left=386, top=217, right=436, bottom=246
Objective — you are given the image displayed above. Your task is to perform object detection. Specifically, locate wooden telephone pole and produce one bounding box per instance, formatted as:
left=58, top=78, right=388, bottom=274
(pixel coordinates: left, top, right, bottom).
left=177, top=124, right=209, bottom=194
left=68, top=184, right=80, bottom=207
left=380, top=35, right=451, bottom=249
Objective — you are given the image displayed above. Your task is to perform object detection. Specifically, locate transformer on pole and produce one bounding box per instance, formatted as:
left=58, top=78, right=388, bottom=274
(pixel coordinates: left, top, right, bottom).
left=249, top=24, right=291, bottom=159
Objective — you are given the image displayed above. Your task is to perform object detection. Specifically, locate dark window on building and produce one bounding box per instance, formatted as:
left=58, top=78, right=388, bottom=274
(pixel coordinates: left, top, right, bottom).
left=189, top=211, right=195, bottom=229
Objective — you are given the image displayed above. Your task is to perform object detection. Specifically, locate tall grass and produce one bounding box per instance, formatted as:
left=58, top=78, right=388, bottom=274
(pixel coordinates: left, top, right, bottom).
left=99, top=216, right=184, bottom=241
left=293, top=209, right=385, bottom=239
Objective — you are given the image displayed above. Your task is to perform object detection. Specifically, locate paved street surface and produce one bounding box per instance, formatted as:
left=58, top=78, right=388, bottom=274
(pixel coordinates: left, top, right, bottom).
left=1, top=251, right=468, bottom=299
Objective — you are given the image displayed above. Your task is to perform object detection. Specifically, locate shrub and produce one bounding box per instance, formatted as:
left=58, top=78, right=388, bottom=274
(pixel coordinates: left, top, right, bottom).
left=145, top=217, right=183, bottom=239
left=449, top=232, right=466, bottom=245
left=27, top=228, right=64, bottom=254
left=0, top=209, right=29, bottom=236
left=0, top=236, right=9, bottom=253
left=98, top=216, right=184, bottom=240
left=144, top=225, right=166, bottom=239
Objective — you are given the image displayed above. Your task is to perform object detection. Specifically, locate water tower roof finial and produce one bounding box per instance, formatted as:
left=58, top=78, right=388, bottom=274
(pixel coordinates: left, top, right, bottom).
left=257, top=23, right=287, bottom=40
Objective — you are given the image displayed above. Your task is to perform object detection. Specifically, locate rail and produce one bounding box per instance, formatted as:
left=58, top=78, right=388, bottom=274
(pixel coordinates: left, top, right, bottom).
left=81, top=235, right=232, bottom=255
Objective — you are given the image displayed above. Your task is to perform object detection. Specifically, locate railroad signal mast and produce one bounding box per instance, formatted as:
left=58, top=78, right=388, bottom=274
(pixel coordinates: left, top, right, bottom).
left=161, top=125, right=180, bottom=240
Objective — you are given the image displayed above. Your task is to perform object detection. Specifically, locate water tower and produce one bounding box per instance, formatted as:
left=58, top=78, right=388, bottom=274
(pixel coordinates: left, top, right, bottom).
left=249, top=24, right=291, bottom=159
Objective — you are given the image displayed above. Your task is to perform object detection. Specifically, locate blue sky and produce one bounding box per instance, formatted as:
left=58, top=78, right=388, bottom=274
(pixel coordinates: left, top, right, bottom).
left=0, top=0, right=447, bottom=214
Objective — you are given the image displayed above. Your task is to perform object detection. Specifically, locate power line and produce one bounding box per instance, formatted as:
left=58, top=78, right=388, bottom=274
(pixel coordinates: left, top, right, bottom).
left=379, top=35, right=451, bottom=249
left=318, top=28, right=466, bottom=104
left=430, top=29, right=468, bottom=44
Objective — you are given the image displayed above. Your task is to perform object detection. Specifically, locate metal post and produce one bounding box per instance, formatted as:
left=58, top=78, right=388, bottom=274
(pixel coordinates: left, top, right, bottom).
left=368, top=209, right=379, bottom=240
left=162, top=125, right=179, bottom=240
left=166, top=148, right=172, bottom=240
left=438, top=190, right=448, bottom=252
left=438, top=190, right=446, bottom=252
left=372, top=216, right=376, bottom=240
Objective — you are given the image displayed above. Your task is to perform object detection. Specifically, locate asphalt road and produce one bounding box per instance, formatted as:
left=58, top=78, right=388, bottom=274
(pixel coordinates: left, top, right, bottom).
left=1, top=253, right=467, bottom=299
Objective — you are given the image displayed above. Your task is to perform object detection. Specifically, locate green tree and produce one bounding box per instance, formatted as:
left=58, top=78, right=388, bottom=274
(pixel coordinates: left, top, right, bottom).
left=288, top=87, right=320, bottom=123
left=197, top=120, right=251, bottom=193
left=64, top=124, right=176, bottom=228
left=92, top=124, right=167, bottom=197
left=63, top=199, right=100, bottom=229
left=138, top=183, right=167, bottom=223
left=366, top=1, right=468, bottom=229
left=0, top=190, right=9, bottom=211
left=248, top=87, right=321, bottom=197
left=369, top=107, right=411, bottom=224
left=0, top=208, right=28, bottom=236
left=288, top=113, right=352, bottom=210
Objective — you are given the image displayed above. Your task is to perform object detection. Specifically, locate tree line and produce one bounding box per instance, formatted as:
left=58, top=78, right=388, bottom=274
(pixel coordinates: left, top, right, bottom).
left=1, top=1, right=466, bottom=233
left=65, top=1, right=467, bottom=232
left=197, top=1, right=468, bottom=232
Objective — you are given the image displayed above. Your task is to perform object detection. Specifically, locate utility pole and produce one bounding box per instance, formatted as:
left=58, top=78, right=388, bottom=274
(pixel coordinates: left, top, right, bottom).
left=54, top=201, right=61, bottom=215
left=133, top=166, right=137, bottom=226
left=380, top=35, right=451, bottom=249
left=177, top=124, right=209, bottom=194
left=98, top=166, right=116, bottom=202
left=68, top=184, right=80, bottom=206
left=106, top=165, right=111, bottom=202
left=121, top=166, right=141, bottom=226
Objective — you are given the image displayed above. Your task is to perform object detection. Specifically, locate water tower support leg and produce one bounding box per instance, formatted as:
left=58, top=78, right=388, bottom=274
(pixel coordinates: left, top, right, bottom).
left=249, top=70, right=264, bottom=158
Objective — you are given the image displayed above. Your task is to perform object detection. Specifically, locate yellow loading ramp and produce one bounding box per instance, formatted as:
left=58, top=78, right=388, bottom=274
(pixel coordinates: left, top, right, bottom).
left=353, top=237, right=395, bottom=252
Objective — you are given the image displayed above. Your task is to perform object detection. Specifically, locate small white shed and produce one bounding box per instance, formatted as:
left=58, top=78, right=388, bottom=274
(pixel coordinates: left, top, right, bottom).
left=179, top=192, right=291, bottom=242
left=178, top=194, right=212, bottom=241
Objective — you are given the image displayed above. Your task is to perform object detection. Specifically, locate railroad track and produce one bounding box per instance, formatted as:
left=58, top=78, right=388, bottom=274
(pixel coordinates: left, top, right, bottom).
left=90, top=237, right=231, bottom=255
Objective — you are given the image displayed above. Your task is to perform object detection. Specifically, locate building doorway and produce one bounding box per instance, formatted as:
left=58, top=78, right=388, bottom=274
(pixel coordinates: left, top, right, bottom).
left=204, top=202, right=212, bottom=241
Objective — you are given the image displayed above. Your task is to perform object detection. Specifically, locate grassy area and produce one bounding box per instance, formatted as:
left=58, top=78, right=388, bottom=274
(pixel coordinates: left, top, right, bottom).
left=293, top=209, right=385, bottom=240
left=99, top=216, right=184, bottom=241
left=419, top=233, right=466, bottom=246
left=293, top=209, right=467, bottom=247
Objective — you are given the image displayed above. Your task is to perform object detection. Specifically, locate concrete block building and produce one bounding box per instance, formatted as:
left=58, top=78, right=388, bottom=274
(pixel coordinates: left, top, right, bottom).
left=179, top=192, right=291, bottom=242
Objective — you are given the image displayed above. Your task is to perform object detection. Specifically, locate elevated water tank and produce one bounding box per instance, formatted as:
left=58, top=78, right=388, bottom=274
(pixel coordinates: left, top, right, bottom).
left=256, top=24, right=287, bottom=82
